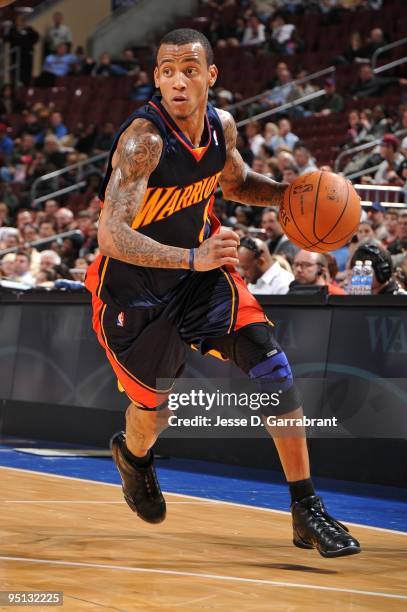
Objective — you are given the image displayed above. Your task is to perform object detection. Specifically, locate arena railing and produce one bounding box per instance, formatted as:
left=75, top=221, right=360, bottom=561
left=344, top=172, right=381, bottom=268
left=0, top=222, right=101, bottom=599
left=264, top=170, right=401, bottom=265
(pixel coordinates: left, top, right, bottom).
left=226, top=66, right=335, bottom=113
left=30, top=152, right=108, bottom=203
left=236, top=89, right=326, bottom=128
left=353, top=184, right=406, bottom=205
left=373, top=56, right=407, bottom=75
left=0, top=229, right=84, bottom=258
left=334, top=129, right=407, bottom=173
left=372, top=36, right=407, bottom=70
left=32, top=182, right=87, bottom=209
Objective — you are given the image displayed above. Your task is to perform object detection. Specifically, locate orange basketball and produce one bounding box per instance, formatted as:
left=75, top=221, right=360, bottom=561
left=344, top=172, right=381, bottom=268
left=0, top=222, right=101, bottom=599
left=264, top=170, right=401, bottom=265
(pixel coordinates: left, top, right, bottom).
left=0, top=1, right=16, bottom=7
left=278, top=171, right=361, bottom=253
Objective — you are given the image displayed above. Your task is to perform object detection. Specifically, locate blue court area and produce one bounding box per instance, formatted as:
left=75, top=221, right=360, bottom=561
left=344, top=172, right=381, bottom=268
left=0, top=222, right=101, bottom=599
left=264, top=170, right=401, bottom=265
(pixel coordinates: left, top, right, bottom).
left=0, top=438, right=406, bottom=533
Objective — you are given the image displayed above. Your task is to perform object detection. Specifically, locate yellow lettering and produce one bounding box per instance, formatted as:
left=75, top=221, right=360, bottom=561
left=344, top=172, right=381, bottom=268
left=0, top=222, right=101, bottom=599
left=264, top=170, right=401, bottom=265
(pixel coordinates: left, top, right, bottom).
left=188, top=178, right=207, bottom=207
left=155, top=188, right=182, bottom=221
left=174, top=185, right=193, bottom=212
left=133, top=187, right=177, bottom=228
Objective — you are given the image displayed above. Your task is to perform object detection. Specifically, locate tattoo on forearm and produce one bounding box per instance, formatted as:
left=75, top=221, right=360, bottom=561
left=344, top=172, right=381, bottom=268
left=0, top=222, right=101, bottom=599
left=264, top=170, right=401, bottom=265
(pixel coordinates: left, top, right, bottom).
left=218, top=108, right=287, bottom=207
left=100, top=118, right=188, bottom=269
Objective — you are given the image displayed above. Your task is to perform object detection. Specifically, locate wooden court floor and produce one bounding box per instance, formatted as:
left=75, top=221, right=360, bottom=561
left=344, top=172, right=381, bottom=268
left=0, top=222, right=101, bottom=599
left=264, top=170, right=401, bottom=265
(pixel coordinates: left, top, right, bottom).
left=0, top=466, right=406, bottom=611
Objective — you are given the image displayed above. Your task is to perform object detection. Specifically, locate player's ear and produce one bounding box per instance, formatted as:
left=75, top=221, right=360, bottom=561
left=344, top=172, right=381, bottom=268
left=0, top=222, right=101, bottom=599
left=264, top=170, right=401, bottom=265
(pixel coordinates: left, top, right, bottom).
left=208, top=64, right=218, bottom=88
left=153, top=66, right=159, bottom=89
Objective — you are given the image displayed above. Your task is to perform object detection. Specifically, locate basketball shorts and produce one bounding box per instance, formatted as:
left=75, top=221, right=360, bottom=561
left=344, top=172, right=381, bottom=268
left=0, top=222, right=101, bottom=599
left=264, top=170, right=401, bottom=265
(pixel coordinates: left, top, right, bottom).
left=91, top=267, right=282, bottom=408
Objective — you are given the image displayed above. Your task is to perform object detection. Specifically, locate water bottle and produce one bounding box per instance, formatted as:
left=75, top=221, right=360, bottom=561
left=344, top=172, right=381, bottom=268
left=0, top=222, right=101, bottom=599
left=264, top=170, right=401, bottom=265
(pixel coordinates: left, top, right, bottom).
left=350, top=260, right=363, bottom=295
left=361, top=260, right=373, bottom=295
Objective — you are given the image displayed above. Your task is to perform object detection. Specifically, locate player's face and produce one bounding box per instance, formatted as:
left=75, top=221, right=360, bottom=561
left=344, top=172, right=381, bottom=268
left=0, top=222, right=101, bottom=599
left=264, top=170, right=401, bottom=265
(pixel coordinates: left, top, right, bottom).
left=154, top=43, right=217, bottom=120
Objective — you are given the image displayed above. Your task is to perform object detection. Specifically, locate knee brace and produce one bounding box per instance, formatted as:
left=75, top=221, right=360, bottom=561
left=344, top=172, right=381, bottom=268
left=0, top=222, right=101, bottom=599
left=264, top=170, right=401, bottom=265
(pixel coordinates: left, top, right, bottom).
left=249, top=351, right=302, bottom=416
left=232, top=324, right=301, bottom=416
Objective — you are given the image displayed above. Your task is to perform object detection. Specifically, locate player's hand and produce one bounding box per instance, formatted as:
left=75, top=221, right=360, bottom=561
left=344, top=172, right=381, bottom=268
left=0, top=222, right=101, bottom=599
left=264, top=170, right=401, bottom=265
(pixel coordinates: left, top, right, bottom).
left=194, top=229, right=240, bottom=271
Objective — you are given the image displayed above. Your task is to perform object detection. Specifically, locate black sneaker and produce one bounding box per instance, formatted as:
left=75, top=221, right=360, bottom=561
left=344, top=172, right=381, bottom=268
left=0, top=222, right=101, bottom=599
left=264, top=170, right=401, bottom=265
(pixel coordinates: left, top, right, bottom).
left=292, top=495, right=361, bottom=558
left=110, top=432, right=166, bottom=524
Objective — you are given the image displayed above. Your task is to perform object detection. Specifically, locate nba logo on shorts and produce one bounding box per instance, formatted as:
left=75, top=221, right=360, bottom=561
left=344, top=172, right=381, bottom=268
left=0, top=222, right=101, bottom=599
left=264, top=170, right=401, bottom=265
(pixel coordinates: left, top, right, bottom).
left=117, top=312, right=125, bottom=327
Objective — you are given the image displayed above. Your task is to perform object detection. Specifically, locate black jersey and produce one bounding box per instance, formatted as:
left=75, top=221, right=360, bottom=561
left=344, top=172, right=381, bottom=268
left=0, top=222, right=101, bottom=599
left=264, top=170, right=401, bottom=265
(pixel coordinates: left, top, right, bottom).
left=86, top=96, right=226, bottom=308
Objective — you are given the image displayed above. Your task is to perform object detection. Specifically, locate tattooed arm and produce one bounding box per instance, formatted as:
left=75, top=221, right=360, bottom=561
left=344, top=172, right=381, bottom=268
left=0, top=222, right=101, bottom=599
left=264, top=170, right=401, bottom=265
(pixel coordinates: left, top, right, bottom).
left=98, top=118, right=239, bottom=270
left=218, top=109, right=287, bottom=207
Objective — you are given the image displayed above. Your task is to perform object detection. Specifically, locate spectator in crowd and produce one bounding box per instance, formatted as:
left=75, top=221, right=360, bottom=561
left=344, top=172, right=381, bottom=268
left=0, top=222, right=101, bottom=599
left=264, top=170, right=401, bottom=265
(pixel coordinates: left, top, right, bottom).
left=238, top=236, right=294, bottom=294
left=351, top=64, right=407, bottom=99
left=4, top=15, right=39, bottom=86
left=0, top=83, right=25, bottom=117
left=357, top=220, right=376, bottom=242
left=260, top=67, right=301, bottom=110
left=263, top=122, right=279, bottom=148
left=11, top=251, right=35, bottom=285
left=312, top=78, right=344, bottom=115
left=46, top=12, right=73, bottom=54
left=43, top=135, right=66, bottom=169
left=38, top=220, right=57, bottom=248
left=367, top=201, right=388, bottom=241
left=370, top=104, right=392, bottom=139
left=383, top=208, right=399, bottom=246
left=0, top=123, right=14, bottom=159
left=260, top=207, right=299, bottom=263
left=236, top=132, right=255, bottom=167
left=93, top=122, right=115, bottom=152
left=116, top=48, right=140, bottom=75
left=49, top=112, right=68, bottom=140
left=0, top=202, right=11, bottom=228
left=245, top=121, right=265, bottom=156
left=282, top=164, right=300, bottom=184
left=334, top=31, right=364, bottom=64
left=44, top=199, right=59, bottom=218
left=39, top=249, right=61, bottom=272
left=350, top=241, right=407, bottom=294
left=55, top=207, right=75, bottom=232
left=242, top=15, right=266, bottom=46
left=268, top=13, right=298, bottom=55
left=269, top=117, right=299, bottom=151
left=374, top=134, right=403, bottom=184
left=91, top=53, right=125, bottom=77
left=290, top=250, right=345, bottom=295
left=42, top=42, right=77, bottom=78
left=0, top=253, right=16, bottom=279
left=359, top=28, right=388, bottom=59
left=130, top=71, right=155, bottom=101
left=75, top=123, right=99, bottom=155
left=16, top=209, right=33, bottom=232
left=388, top=210, right=407, bottom=255
left=293, top=143, right=318, bottom=175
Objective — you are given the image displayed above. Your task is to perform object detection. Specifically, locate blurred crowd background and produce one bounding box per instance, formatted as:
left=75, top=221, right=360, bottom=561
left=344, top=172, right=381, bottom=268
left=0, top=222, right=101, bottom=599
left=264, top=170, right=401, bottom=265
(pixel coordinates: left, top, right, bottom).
left=0, top=0, right=406, bottom=295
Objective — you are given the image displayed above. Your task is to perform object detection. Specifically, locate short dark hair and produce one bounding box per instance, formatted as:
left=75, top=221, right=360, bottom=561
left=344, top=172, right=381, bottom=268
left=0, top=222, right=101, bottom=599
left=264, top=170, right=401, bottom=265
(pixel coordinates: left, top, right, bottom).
left=16, top=250, right=30, bottom=262
left=157, top=28, right=214, bottom=66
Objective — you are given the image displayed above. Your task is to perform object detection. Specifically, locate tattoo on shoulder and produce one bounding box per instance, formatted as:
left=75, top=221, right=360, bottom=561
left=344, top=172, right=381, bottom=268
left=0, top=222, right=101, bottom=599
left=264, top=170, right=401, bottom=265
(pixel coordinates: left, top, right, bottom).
left=217, top=108, right=237, bottom=151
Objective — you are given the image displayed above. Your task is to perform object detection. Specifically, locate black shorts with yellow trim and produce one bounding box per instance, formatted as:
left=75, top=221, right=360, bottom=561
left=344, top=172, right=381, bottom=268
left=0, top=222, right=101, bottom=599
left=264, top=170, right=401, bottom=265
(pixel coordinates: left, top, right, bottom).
left=91, top=267, right=267, bottom=409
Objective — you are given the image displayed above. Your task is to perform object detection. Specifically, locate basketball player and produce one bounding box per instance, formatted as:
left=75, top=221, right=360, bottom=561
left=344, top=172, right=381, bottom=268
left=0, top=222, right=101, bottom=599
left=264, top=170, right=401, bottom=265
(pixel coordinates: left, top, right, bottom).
left=85, top=29, right=360, bottom=558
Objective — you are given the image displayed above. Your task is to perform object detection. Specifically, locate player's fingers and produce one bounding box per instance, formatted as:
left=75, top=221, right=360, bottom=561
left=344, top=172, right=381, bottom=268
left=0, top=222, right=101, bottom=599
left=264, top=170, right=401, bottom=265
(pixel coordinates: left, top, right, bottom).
left=218, top=229, right=240, bottom=243
left=215, top=239, right=240, bottom=250
left=218, top=246, right=238, bottom=258
left=219, top=257, right=239, bottom=266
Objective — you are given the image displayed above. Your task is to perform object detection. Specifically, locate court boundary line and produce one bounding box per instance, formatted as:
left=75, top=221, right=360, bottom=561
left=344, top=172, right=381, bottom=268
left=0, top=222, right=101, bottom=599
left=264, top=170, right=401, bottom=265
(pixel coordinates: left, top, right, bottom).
left=0, top=555, right=406, bottom=602
left=0, top=465, right=406, bottom=536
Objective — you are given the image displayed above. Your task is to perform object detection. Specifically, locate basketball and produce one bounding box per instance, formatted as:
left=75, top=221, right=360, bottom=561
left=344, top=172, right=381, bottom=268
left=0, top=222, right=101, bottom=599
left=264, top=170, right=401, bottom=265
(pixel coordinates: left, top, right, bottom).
left=278, top=171, right=361, bottom=253
left=0, top=1, right=16, bottom=7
